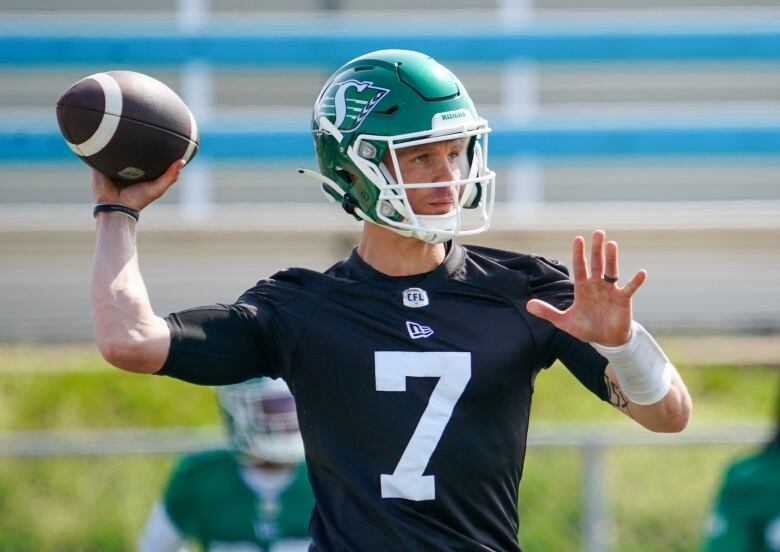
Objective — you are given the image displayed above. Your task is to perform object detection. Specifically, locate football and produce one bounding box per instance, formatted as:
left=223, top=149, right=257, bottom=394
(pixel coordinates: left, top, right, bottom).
left=56, top=70, right=199, bottom=185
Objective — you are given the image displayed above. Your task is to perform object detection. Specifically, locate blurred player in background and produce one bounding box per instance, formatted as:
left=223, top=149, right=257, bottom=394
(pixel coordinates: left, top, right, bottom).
left=91, top=49, right=691, bottom=550
left=139, top=378, right=314, bottom=552
left=703, top=382, right=780, bottom=552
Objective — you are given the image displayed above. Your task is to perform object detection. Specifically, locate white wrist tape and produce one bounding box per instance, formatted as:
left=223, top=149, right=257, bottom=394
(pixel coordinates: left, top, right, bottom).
left=591, top=321, right=673, bottom=405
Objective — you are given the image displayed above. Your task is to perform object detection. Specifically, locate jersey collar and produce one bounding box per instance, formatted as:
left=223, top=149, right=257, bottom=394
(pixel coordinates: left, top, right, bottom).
left=344, top=240, right=466, bottom=290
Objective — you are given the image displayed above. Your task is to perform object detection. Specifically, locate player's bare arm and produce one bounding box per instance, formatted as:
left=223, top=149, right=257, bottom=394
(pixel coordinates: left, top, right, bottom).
left=527, top=229, right=692, bottom=432
left=603, top=364, right=691, bottom=432
left=91, top=160, right=184, bottom=373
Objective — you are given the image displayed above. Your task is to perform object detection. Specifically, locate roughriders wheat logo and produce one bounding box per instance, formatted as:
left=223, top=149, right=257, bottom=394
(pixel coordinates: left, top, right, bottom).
left=316, top=80, right=390, bottom=133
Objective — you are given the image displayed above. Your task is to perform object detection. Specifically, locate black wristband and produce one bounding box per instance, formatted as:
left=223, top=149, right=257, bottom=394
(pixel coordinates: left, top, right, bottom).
left=93, top=204, right=140, bottom=222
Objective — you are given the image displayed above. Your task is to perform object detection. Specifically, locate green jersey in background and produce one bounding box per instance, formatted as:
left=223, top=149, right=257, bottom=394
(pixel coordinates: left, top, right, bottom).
left=703, top=441, right=780, bottom=552
left=149, top=449, right=314, bottom=552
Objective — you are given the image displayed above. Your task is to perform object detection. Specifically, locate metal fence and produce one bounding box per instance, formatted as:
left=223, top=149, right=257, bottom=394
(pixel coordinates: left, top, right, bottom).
left=0, top=423, right=770, bottom=551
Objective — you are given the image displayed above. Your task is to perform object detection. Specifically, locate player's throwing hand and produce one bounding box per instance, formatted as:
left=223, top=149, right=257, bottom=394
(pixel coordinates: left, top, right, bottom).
left=91, top=160, right=185, bottom=213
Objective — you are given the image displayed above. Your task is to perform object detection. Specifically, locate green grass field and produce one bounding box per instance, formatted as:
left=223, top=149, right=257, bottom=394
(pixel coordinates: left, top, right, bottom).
left=0, top=343, right=777, bottom=551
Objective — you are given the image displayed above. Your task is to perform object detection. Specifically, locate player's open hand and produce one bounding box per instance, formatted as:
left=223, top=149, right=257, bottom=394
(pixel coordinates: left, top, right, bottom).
left=526, top=230, right=647, bottom=347
left=91, top=159, right=186, bottom=212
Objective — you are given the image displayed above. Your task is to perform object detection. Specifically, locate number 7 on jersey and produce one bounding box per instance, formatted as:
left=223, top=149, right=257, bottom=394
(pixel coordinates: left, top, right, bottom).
left=375, top=351, right=471, bottom=501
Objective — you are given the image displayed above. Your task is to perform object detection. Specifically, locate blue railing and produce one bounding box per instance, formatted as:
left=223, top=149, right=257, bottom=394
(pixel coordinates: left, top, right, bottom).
left=3, top=24, right=779, bottom=162
left=5, top=125, right=780, bottom=162
left=1, top=29, right=779, bottom=66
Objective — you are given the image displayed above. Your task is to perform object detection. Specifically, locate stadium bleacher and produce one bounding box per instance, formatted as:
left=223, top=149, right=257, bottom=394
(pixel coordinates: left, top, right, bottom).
left=1, top=1, right=779, bottom=340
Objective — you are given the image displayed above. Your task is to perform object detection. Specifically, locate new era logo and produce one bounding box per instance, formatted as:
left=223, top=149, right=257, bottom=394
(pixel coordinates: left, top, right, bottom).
left=406, top=321, right=434, bottom=339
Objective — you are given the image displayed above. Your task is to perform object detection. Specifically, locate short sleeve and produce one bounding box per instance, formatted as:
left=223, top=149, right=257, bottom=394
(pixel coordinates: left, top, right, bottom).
left=527, top=255, right=573, bottom=311
left=236, top=270, right=330, bottom=380
left=548, top=331, right=609, bottom=400
left=159, top=302, right=271, bottom=384
left=159, top=270, right=319, bottom=385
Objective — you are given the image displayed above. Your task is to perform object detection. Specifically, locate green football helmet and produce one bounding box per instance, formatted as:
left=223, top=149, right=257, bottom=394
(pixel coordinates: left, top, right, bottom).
left=300, top=49, right=495, bottom=243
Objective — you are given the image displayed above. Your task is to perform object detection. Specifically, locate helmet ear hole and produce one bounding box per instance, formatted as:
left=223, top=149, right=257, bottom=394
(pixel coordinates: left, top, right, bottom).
left=331, top=168, right=365, bottom=220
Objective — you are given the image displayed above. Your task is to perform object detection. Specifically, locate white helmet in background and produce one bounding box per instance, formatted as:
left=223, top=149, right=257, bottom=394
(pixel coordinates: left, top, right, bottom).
left=217, top=378, right=304, bottom=464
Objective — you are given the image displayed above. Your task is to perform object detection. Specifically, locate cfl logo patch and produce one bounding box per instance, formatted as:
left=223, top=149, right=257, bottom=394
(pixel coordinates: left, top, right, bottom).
left=402, top=287, right=429, bottom=308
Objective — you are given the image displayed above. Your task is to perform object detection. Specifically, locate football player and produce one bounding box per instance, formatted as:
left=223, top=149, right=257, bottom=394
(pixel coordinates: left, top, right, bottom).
left=90, top=49, right=692, bottom=551
left=702, top=382, right=780, bottom=552
left=138, top=378, right=313, bottom=552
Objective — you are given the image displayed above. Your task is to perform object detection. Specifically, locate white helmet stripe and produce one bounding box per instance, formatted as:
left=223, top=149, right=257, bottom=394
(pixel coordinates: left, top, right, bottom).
left=66, top=72, right=123, bottom=157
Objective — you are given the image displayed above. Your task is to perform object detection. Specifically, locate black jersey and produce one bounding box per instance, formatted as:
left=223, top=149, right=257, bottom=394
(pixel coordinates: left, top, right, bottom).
left=160, top=242, right=609, bottom=552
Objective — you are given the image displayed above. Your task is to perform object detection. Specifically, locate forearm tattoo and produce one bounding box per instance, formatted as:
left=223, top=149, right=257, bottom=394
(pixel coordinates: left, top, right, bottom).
left=604, top=374, right=633, bottom=418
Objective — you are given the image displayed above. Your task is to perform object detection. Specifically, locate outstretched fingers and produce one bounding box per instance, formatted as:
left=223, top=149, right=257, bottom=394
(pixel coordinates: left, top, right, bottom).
left=605, top=240, right=619, bottom=282
left=571, top=235, right=588, bottom=282
left=590, top=229, right=606, bottom=279
left=621, top=269, right=647, bottom=297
